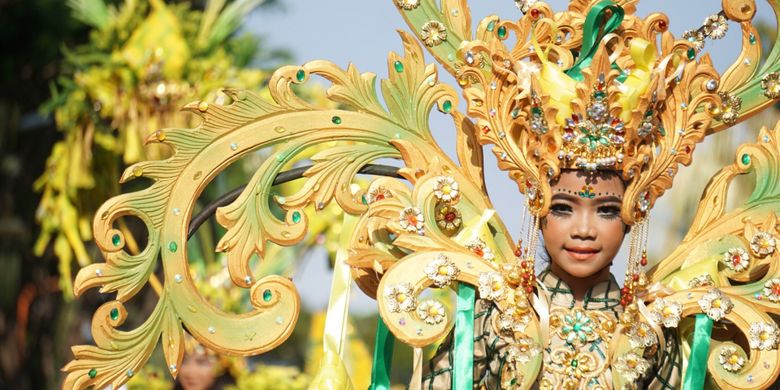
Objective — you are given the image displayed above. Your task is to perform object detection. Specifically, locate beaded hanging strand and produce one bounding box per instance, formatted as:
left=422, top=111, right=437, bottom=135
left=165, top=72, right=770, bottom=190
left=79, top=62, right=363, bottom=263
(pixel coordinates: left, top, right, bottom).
left=519, top=214, right=540, bottom=294
left=621, top=216, right=651, bottom=307
left=621, top=219, right=641, bottom=307
left=515, top=196, right=531, bottom=258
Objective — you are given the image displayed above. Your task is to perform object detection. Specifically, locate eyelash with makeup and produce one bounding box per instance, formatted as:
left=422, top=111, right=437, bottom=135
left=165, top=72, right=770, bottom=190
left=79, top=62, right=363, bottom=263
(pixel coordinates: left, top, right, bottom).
left=549, top=203, right=621, bottom=219
left=597, top=205, right=621, bottom=219
left=549, top=203, right=572, bottom=216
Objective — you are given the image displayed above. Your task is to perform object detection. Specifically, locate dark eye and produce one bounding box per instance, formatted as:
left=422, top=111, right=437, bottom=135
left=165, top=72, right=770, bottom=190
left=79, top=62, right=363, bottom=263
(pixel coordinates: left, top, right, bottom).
left=550, top=203, right=572, bottom=215
left=597, top=205, right=621, bottom=218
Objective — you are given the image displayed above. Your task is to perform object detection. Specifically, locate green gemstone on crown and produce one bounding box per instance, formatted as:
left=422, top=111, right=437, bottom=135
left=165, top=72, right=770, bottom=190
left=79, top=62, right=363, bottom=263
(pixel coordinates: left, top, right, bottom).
left=168, top=241, right=177, bottom=253
left=487, top=20, right=496, bottom=32
left=332, top=116, right=342, bottom=125
left=292, top=211, right=302, bottom=223
left=262, top=289, right=273, bottom=302
left=88, top=368, right=97, bottom=379
left=111, top=234, right=121, bottom=247
left=742, top=153, right=751, bottom=165
left=296, top=69, right=305, bottom=82
left=110, top=308, right=120, bottom=321
left=442, top=100, right=452, bottom=113
left=687, top=48, right=696, bottom=60
left=393, top=60, right=404, bottom=73
left=497, top=26, right=507, bottom=39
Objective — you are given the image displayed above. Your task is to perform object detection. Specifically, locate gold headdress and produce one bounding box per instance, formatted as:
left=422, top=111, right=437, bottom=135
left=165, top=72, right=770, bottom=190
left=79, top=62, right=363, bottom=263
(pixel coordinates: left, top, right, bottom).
left=455, top=1, right=736, bottom=223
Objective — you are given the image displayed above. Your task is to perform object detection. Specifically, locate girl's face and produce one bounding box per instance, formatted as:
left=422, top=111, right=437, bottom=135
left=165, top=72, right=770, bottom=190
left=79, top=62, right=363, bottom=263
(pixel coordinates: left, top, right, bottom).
left=541, top=170, right=627, bottom=279
left=178, top=352, right=217, bottom=390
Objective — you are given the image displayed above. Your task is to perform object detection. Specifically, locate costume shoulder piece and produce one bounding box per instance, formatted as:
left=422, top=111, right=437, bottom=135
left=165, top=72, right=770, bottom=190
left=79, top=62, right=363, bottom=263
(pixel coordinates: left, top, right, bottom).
left=62, top=0, right=780, bottom=389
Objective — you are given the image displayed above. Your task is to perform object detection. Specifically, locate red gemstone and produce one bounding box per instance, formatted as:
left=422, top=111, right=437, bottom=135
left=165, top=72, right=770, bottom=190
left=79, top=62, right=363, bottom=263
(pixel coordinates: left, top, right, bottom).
left=530, top=9, right=540, bottom=19
left=685, top=146, right=691, bottom=153
left=521, top=261, right=528, bottom=268
left=482, top=126, right=491, bottom=134
left=732, top=255, right=741, bottom=265
left=658, top=20, right=668, bottom=31
left=444, top=212, right=457, bottom=222
left=640, top=258, right=648, bottom=266
left=621, top=287, right=629, bottom=295
left=633, top=274, right=640, bottom=281
left=472, top=248, right=484, bottom=257
left=773, top=285, right=780, bottom=295
left=625, top=295, right=633, bottom=303
left=525, top=286, right=534, bottom=293
left=375, top=194, right=385, bottom=201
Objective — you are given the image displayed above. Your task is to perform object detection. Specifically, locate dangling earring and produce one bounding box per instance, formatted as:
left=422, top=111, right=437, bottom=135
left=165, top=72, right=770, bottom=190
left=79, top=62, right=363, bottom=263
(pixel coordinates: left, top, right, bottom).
left=621, top=216, right=650, bottom=307
left=517, top=213, right=540, bottom=295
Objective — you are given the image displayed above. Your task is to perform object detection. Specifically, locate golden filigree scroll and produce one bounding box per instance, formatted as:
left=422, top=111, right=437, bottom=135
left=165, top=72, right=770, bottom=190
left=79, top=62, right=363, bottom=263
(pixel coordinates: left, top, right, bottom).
left=63, top=31, right=481, bottom=388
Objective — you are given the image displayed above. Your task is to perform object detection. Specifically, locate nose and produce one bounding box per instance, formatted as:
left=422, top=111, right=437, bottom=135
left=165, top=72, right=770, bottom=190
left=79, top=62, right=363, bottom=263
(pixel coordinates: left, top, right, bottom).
left=570, top=210, right=596, bottom=240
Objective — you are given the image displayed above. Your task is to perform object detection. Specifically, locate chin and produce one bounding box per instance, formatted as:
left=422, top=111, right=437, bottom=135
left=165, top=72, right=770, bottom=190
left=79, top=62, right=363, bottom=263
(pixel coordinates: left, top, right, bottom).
left=561, top=261, right=606, bottom=278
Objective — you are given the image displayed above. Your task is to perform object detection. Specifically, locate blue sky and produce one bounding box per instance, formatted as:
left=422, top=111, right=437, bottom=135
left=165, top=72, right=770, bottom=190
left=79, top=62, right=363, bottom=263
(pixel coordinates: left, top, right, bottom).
left=243, top=1, right=774, bottom=311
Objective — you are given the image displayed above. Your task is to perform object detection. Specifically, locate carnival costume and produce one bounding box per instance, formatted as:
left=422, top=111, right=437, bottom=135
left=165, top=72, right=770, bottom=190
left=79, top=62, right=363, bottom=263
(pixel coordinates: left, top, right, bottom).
left=62, top=0, right=780, bottom=388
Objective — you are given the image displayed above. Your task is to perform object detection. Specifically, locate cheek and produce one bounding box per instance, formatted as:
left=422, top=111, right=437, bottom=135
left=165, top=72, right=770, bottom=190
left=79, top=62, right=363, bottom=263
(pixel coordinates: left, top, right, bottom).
left=599, top=220, right=626, bottom=250
left=541, top=216, right=568, bottom=242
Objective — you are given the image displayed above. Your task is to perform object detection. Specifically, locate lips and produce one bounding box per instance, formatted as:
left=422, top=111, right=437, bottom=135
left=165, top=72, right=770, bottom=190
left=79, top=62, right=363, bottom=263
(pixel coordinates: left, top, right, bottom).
left=565, top=246, right=600, bottom=261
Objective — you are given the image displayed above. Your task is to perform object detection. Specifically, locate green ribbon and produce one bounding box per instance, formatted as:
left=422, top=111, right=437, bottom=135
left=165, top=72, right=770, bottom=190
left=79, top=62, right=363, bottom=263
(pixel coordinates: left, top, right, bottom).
left=566, top=0, right=625, bottom=81
left=453, top=283, right=476, bottom=390
left=683, top=314, right=713, bottom=390
left=368, top=316, right=395, bottom=390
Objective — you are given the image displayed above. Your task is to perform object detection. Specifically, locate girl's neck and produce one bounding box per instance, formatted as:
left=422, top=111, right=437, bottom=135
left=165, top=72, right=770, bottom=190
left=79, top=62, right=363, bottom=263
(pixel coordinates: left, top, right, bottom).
left=550, top=263, right=612, bottom=302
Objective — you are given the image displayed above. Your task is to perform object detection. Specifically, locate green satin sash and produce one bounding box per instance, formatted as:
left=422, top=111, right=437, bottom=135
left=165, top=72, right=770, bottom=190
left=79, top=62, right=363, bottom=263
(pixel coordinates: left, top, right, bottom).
left=682, top=314, right=713, bottom=390
left=566, top=0, right=625, bottom=81
left=368, top=316, right=395, bottom=390
left=453, top=283, right=476, bottom=389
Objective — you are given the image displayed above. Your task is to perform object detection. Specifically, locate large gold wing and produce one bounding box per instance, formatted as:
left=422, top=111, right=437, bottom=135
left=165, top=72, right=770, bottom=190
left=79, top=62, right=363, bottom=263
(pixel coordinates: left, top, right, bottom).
left=648, top=121, right=780, bottom=388
left=61, top=31, right=533, bottom=389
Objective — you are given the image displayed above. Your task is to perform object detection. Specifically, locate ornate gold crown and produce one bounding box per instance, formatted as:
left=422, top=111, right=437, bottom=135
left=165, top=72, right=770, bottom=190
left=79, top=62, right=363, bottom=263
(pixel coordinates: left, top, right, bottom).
left=436, top=0, right=765, bottom=223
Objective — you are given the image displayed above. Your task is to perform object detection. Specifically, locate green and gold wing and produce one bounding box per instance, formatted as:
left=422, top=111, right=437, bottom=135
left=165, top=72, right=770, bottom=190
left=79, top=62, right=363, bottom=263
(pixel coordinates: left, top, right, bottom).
left=647, top=121, right=780, bottom=388
left=61, top=30, right=534, bottom=389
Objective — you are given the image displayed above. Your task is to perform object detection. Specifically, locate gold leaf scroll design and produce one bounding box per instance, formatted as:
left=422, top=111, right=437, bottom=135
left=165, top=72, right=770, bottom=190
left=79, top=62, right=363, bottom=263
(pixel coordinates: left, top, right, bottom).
left=459, top=43, right=551, bottom=213
left=391, top=162, right=514, bottom=257
left=376, top=250, right=492, bottom=346
left=75, top=123, right=222, bottom=301
left=215, top=31, right=457, bottom=287
left=645, top=290, right=780, bottom=389
left=346, top=161, right=516, bottom=295
left=454, top=110, right=487, bottom=195
left=650, top=121, right=780, bottom=285
left=622, top=55, right=720, bottom=223
left=63, top=297, right=180, bottom=390
left=392, top=0, right=472, bottom=77
left=347, top=178, right=415, bottom=297
left=377, top=250, right=544, bottom=389
left=64, top=88, right=283, bottom=387
left=708, top=0, right=778, bottom=133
